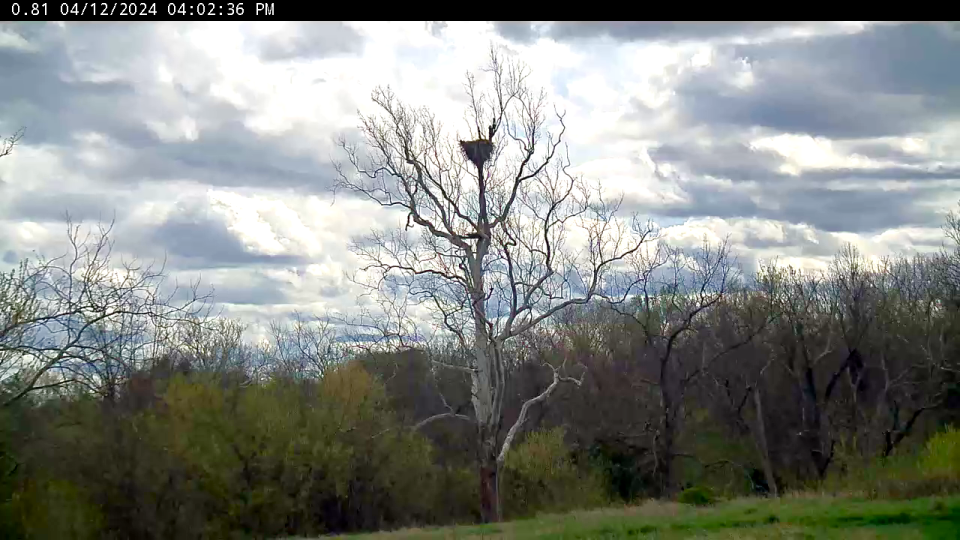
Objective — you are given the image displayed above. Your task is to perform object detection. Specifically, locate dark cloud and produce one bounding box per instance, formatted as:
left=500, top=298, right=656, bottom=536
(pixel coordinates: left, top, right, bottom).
left=675, top=80, right=934, bottom=140
left=201, top=265, right=347, bottom=307
left=738, top=226, right=841, bottom=257
left=210, top=280, right=290, bottom=306
left=671, top=23, right=960, bottom=138
left=248, top=22, right=364, bottom=62
left=637, top=179, right=946, bottom=235
left=146, top=202, right=306, bottom=269
left=648, top=140, right=960, bottom=186
left=769, top=187, right=942, bottom=233
left=843, top=141, right=932, bottom=166
left=60, top=119, right=339, bottom=192
left=647, top=141, right=785, bottom=184
left=550, top=22, right=802, bottom=42
left=493, top=22, right=539, bottom=43
left=4, top=190, right=128, bottom=223
left=495, top=22, right=807, bottom=44
left=733, top=23, right=960, bottom=97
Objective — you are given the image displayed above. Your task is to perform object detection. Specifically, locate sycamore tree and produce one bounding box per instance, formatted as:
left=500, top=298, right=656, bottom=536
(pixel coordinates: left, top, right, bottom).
left=333, top=48, right=654, bottom=522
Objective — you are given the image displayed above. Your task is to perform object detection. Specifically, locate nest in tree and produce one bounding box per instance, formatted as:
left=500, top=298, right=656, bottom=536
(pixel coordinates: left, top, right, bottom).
left=459, top=139, right=494, bottom=170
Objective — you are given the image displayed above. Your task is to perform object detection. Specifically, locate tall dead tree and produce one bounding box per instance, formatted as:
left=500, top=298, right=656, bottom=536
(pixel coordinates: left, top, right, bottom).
left=334, top=47, right=654, bottom=522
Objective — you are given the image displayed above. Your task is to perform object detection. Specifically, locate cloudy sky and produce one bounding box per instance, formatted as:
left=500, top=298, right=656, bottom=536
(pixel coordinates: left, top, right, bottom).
left=1, top=21, right=958, bottom=335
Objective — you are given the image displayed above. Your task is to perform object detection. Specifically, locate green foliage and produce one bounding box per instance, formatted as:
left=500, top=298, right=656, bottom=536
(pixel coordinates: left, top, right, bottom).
left=426, top=465, right=480, bottom=524
left=139, top=362, right=439, bottom=536
left=920, top=425, right=960, bottom=479
left=676, top=409, right=760, bottom=497
left=0, top=363, right=443, bottom=538
left=4, top=479, right=102, bottom=540
left=677, top=485, right=716, bottom=506
left=823, top=453, right=916, bottom=499
left=588, top=439, right=652, bottom=502
left=502, top=427, right=608, bottom=519
left=822, top=426, right=960, bottom=500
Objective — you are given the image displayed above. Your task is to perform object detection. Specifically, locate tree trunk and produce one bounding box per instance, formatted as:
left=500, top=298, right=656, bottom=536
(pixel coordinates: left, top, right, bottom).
left=659, top=423, right=675, bottom=496
left=478, top=438, right=501, bottom=522
left=657, top=391, right=675, bottom=496
left=471, top=335, right=502, bottom=522
left=753, top=387, right=779, bottom=497
left=801, top=366, right=834, bottom=478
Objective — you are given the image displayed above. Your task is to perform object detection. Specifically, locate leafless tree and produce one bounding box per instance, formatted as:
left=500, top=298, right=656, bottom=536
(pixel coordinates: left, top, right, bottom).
left=605, top=238, right=774, bottom=494
left=333, top=47, right=655, bottom=521
left=0, top=219, right=211, bottom=406
left=0, top=128, right=23, bottom=160
left=168, top=316, right=255, bottom=375
left=265, top=312, right=346, bottom=380
left=703, top=262, right=790, bottom=497
left=938, top=202, right=960, bottom=314
left=763, top=263, right=845, bottom=479
left=865, top=253, right=955, bottom=457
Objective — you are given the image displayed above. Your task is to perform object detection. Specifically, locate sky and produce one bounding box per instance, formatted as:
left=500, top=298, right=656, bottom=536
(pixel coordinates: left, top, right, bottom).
left=1, top=21, right=959, bottom=337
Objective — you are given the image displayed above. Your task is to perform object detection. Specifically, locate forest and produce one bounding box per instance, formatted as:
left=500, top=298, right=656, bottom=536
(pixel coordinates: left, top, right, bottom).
left=1, top=50, right=959, bottom=539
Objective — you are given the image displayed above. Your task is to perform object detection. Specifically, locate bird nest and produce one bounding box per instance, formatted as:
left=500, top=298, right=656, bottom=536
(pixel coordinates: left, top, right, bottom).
left=459, top=139, right=494, bottom=170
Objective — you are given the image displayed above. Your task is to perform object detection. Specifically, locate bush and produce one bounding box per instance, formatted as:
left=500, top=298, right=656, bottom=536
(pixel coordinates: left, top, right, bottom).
left=5, top=478, right=102, bottom=539
left=677, top=485, right=716, bottom=506
left=425, top=465, right=480, bottom=525
left=920, top=425, right=960, bottom=479
left=144, top=363, right=441, bottom=536
left=0, top=363, right=443, bottom=539
left=822, top=425, right=960, bottom=499
left=588, top=438, right=654, bottom=502
left=502, top=427, right=608, bottom=518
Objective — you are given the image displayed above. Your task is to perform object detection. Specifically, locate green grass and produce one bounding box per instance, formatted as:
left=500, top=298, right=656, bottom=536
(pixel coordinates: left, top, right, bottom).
left=307, top=495, right=960, bottom=539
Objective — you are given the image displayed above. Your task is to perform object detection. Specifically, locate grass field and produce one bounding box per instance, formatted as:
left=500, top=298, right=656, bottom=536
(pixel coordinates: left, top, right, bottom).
left=315, top=495, right=960, bottom=539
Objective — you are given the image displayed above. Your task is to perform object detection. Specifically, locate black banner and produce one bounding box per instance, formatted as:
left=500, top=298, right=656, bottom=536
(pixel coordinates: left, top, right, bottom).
left=4, top=0, right=279, bottom=19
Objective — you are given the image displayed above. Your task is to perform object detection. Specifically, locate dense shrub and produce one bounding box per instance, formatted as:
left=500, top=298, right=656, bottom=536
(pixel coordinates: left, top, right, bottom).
left=1, top=363, right=442, bottom=538
left=821, top=425, right=960, bottom=500
left=3, top=478, right=101, bottom=540
left=501, top=427, right=608, bottom=519
left=423, top=465, right=480, bottom=525
left=677, top=485, right=716, bottom=506
left=920, top=425, right=960, bottom=480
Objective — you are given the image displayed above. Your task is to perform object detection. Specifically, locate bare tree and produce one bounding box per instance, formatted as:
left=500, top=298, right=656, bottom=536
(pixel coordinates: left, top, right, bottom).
left=764, top=264, right=845, bottom=479
left=939, top=202, right=960, bottom=308
left=701, top=262, right=791, bottom=497
left=333, top=47, right=654, bottom=521
left=169, top=317, right=254, bottom=375
left=265, top=312, right=345, bottom=380
left=0, top=219, right=211, bottom=406
left=0, top=128, right=23, bottom=160
left=606, top=238, right=774, bottom=494
left=866, top=253, right=954, bottom=457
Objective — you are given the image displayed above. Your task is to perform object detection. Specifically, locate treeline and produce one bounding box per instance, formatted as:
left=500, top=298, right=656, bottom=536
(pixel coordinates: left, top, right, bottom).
left=0, top=211, right=958, bottom=539
left=0, top=221, right=602, bottom=538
